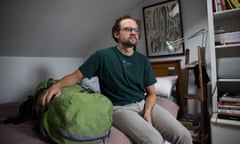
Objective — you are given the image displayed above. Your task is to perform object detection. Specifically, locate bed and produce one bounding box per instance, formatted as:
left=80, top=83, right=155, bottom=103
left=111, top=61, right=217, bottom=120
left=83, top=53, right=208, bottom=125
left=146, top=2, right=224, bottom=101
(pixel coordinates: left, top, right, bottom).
left=0, top=59, right=183, bottom=144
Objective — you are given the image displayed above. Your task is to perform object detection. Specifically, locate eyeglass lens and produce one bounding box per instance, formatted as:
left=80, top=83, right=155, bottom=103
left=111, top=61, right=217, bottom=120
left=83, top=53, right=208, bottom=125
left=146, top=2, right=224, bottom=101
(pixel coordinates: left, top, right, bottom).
left=122, top=27, right=139, bottom=33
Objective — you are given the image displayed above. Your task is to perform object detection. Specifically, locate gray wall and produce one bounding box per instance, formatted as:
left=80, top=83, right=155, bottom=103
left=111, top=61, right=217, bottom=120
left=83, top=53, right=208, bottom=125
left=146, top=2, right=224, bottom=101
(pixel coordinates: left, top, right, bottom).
left=0, top=0, right=209, bottom=107
left=0, top=0, right=142, bottom=57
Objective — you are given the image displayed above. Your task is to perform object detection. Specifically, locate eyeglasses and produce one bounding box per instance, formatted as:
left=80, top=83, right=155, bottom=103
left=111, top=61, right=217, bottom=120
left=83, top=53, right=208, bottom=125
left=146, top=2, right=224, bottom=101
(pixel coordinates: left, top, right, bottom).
left=121, top=26, right=140, bottom=33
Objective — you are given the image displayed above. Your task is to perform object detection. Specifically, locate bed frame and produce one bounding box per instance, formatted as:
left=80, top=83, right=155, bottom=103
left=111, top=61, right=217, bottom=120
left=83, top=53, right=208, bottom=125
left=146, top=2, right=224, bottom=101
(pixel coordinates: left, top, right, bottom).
left=151, top=59, right=183, bottom=118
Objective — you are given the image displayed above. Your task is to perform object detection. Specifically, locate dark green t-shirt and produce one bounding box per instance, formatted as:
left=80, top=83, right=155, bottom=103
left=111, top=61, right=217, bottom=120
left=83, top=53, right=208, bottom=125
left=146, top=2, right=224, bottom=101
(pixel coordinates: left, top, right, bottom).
left=79, top=46, right=156, bottom=106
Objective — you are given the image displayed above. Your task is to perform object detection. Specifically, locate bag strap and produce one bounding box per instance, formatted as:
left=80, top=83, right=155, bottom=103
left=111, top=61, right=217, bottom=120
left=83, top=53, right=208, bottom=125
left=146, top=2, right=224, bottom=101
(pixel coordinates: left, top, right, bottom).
left=4, top=78, right=54, bottom=125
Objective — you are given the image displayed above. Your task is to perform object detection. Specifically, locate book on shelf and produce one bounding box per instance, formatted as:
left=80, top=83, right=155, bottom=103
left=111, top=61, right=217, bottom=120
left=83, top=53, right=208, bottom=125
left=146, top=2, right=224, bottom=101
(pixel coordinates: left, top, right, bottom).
left=215, top=0, right=223, bottom=11
left=219, top=93, right=240, bottom=102
left=218, top=101, right=240, bottom=108
left=213, top=0, right=240, bottom=11
left=218, top=108, right=240, bottom=114
left=217, top=94, right=240, bottom=118
left=218, top=111, right=240, bottom=117
left=219, top=95, right=240, bottom=102
left=221, top=0, right=228, bottom=10
left=218, top=97, right=240, bottom=120
left=218, top=104, right=240, bottom=110
left=226, top=0, right=234, bottom=9
left=218, top=105, right=240, bottom=111
left=229, top=0, right=240, bottom=8
left=213, top=0, right=216, bottom=12
left=218, top=113, right=240, bottom=120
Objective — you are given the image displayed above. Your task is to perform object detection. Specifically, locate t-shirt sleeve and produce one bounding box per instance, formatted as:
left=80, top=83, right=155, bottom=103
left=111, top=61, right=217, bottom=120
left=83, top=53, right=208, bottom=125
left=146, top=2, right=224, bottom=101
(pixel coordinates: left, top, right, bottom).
left=144, top=58, right=157, bottom=87
left=79, top=51, right=100, bottom=78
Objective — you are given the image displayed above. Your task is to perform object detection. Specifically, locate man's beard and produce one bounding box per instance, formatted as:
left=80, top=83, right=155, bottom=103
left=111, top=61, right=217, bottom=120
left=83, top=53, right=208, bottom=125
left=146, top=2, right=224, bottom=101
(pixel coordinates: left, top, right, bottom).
left=121, top=40, right=137, bottom=48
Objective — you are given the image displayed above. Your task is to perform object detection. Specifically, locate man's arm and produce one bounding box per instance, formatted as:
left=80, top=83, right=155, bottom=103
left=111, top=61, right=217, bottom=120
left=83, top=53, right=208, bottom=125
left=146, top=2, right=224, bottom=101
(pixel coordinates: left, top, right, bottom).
left=144, top=84, right=157, bottom=125
left=41, top=69, right=84, bottom=108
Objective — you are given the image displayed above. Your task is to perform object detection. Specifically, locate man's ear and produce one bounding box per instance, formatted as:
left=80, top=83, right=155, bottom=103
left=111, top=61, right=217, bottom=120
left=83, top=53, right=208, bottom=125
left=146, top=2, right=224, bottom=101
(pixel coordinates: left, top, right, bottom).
left=113, top=32, right=120, bottom=39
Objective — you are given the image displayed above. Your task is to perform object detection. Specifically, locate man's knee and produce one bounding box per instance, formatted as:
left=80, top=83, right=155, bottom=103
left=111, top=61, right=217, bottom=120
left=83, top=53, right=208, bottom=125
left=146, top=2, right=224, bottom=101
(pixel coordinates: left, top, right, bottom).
left=137, top=133, right=164, bottom=144
left=174, top=130, right=192, bottom=144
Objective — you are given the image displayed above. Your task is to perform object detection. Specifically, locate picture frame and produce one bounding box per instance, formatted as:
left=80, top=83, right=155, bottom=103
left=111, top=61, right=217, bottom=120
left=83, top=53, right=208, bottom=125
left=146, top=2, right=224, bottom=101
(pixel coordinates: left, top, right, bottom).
left=143, top=0, right=184, bottom=57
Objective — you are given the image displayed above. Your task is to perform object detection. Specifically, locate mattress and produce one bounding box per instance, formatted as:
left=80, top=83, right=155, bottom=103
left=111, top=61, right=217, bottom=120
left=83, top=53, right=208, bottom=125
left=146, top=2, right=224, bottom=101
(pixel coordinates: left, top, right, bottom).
left=0, top=97, right=178, bottom=144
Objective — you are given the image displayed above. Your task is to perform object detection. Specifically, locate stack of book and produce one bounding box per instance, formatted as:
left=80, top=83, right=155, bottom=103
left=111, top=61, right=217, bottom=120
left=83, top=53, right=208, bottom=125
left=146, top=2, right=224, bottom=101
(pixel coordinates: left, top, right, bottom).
left=213, top=0, right=240, bottom=12
left=180, top=113, right=201, bottom=142
left=218, top=93, right=240, bottom=120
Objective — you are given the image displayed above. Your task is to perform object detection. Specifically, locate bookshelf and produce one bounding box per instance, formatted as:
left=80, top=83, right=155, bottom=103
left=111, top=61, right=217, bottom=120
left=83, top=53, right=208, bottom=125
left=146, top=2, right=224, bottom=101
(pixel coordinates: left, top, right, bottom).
left=207, top=0, right=240, bottom=144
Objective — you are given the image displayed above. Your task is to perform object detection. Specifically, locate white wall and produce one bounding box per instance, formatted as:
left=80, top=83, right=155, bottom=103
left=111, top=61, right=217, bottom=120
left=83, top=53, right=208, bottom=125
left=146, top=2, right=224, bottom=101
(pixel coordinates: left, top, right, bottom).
left=0, top=57, right=84, bottom=104
left=0, top=0, right=143, bottom=57
left=0, top=0, right=210, bottom=108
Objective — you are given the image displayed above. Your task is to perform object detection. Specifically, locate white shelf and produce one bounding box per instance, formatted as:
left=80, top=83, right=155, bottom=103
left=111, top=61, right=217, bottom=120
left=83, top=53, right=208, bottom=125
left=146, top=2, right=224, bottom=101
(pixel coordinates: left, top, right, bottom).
left=211, top=113, right=240, bottom=127
left=214, top=8, right=240, bottom=19
left=208, top=2, right=240, bottom=143
left=218, top=79, right=240, bottom=82
left=215, top=43, right=240, bottom=49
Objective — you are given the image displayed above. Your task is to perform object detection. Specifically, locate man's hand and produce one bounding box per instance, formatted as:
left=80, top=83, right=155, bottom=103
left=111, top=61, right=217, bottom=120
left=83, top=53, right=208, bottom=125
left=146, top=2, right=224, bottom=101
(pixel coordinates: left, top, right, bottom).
left=144, top=84, right=156, bottom=125
left=144, top=111, right=153, bottom=125
left=40, top=70, right=84, bottom=109
left=41, top=84, right=62, bottom=109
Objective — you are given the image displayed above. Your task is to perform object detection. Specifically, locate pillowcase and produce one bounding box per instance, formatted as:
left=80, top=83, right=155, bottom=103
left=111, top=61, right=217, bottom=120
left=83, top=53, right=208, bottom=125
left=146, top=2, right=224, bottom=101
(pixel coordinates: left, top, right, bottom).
left=154, top=75, right=178, bottom=98
left=80, top=76, right=101, bottom=93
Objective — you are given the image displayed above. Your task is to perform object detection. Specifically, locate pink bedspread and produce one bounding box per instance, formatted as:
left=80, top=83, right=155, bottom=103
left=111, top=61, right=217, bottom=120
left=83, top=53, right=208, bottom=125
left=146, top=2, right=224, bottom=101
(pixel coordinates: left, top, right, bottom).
left=0, top=97, right=179, bottom=144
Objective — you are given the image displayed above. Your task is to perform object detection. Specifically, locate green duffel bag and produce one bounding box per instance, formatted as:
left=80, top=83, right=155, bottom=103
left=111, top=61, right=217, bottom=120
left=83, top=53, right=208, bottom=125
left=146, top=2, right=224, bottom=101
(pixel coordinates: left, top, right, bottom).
left=35, top=79, right=113, bottom=144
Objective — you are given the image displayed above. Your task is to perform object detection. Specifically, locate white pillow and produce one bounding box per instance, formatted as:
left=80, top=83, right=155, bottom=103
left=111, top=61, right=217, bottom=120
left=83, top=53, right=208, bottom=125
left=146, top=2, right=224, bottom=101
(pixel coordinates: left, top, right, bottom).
left=154, top=75, right=178, bottom=98
left=80, top=76, right=101, bottom=93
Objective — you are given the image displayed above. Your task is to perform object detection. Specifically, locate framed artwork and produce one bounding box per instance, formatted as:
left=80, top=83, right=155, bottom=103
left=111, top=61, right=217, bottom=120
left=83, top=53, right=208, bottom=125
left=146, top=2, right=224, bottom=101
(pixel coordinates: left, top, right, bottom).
left=143, top=0, right=184, bottom=57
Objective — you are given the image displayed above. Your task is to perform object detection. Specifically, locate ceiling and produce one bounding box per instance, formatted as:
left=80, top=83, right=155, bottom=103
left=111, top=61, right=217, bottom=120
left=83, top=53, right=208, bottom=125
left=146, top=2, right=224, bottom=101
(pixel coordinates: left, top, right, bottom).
left=0, top=0, right=144, bottom=57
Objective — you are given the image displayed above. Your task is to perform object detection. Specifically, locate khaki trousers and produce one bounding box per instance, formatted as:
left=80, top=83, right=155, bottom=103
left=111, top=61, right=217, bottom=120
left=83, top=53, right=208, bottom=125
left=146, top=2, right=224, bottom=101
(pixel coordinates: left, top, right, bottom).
left=113, top=100, right=192, bottom=144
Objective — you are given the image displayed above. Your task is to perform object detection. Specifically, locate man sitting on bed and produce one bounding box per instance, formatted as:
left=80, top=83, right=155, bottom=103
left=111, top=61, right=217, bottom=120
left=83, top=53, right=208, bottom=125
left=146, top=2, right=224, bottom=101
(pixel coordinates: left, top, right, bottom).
left=41, top=15, right=192, bottom=144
